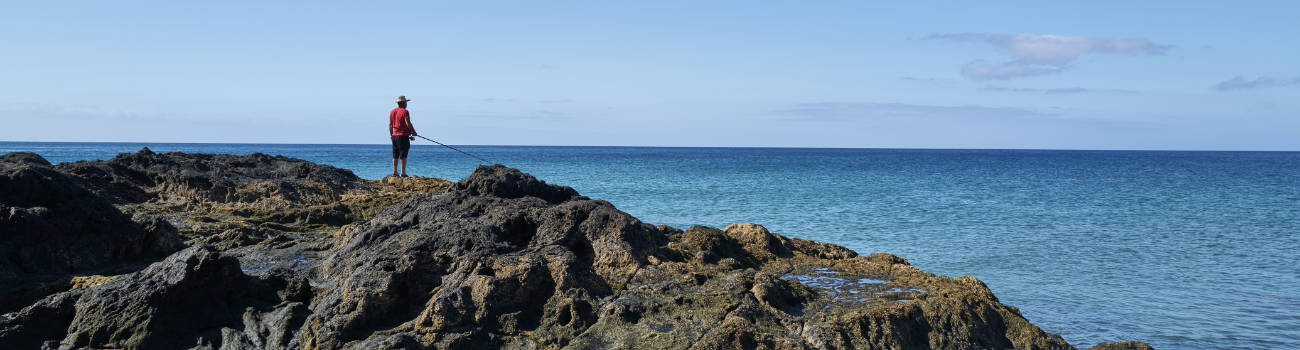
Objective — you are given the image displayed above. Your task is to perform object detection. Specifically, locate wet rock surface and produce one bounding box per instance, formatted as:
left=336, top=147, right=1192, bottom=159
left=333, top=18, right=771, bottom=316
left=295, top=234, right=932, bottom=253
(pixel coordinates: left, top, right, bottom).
left=0, top=152, right=1151, bottom=349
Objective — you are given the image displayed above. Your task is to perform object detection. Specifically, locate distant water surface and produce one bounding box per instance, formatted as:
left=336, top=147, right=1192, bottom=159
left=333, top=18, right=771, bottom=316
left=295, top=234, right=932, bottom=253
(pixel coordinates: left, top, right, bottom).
left=5, top=141, right=1299, bottom=349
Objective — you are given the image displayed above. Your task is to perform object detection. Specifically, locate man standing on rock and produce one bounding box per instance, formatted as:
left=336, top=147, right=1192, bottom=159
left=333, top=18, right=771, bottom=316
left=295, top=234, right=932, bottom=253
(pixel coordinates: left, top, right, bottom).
left=389, top=95, right=418, bottom=177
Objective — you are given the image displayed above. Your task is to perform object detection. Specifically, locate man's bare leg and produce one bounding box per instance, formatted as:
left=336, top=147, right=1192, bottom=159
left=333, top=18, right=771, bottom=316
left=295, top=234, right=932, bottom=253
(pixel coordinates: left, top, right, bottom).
left=392, top=158, right=399, bottom=176
left=400, top=158, right=408, bottom=177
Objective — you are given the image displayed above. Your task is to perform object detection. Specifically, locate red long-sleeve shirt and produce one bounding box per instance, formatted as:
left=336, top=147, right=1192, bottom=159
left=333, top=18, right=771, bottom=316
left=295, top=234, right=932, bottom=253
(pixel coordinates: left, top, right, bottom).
left=389, top=107, right=416, bottom=136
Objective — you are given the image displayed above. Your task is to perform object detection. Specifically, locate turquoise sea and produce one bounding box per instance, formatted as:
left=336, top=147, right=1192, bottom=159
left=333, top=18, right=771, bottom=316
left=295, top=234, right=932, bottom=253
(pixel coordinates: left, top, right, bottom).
left=5, top=141, right=1298, bottom=349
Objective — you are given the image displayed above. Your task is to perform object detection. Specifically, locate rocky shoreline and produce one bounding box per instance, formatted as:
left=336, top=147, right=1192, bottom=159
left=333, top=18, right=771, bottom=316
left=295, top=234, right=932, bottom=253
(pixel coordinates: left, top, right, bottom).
left=1, top=149, right=1151, bottom=349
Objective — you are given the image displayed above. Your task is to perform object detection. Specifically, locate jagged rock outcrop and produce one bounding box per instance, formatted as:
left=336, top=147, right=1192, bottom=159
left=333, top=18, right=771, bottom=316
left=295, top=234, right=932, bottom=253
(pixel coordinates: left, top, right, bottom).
left=0, top=245, right=303, bottom=349
left=0, top=162, right=1151, bottom=349
left=0, top=152, right=53, bottom=166
left=0, top=153, right=183, bottom=313
left=53, top=148, right=452, bottom=249
left=55, top=147, right=362, bottom=206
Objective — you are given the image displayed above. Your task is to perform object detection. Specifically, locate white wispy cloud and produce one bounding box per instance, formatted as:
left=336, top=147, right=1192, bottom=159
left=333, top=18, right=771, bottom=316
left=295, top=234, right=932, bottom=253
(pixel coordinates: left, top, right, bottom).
left=927, top=33, right=1169, bottom=63
left=925, top=33, right=1169, bottom=80
left=900, top=76, right=942, bottom=82
left=775, top=102, right=1051, bottom=121
left=980, top=86, right=1138, bottom=95
left=1211, top=75, right=1300, bottom=91
left=457, top=110, right=572, bottom=120
left=0, top=103, right=168, bottom=122
left=960, top=61, right=1065, bottom=80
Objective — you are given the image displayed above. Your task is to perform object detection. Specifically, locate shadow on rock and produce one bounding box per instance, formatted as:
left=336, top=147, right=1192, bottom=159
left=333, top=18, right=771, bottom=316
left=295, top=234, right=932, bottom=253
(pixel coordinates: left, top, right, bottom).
left=0, top=245, right=303, bottom=349
left=0, top=153, right=183, bottom=313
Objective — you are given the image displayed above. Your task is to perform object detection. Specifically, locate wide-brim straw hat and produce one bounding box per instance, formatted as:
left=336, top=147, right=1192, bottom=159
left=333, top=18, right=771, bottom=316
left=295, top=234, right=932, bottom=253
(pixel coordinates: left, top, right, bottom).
left=395, top=96, right=412, bottom=103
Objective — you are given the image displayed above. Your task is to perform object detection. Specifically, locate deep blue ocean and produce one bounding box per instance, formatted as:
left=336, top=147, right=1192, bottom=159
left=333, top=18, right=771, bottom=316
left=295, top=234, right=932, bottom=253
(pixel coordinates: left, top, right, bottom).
left=5, top=142, right=1298, bottom=349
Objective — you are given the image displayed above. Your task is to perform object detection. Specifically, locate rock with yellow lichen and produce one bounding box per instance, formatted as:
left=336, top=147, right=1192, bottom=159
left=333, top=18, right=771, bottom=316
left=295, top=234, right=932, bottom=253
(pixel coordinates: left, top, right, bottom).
left=66, top=275, right=118, bottom=290
left=0, top=155, right=1151, bottom=349
left=53, top=148, right=452, bottom=250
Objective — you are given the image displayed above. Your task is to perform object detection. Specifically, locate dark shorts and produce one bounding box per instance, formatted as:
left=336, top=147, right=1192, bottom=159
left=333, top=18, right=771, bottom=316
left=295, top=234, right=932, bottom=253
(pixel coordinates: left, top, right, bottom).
left=391, top=135, right=411, bottom=159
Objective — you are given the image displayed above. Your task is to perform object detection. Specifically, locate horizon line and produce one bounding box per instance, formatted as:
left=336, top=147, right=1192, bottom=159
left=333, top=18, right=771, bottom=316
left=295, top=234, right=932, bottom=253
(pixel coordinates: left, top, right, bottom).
left=2, top=140, right=1298, bottom=153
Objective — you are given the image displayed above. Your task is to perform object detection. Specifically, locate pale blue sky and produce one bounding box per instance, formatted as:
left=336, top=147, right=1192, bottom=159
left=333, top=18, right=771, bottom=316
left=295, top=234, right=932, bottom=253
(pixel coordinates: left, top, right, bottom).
left=2, top=1, right=1296, bottom=150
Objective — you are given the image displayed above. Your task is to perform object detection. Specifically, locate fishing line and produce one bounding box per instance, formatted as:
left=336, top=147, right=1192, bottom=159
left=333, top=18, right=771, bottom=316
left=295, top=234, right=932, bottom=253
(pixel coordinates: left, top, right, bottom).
left=413, top=135, right=492, bottom=164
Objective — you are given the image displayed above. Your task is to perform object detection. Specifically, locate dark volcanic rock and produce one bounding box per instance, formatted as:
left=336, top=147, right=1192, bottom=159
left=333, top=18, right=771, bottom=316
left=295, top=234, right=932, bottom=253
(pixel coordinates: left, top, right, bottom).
left=52, top=148, right=453, bottom=250
left=0, top=162, right=1151, bottom=349
left=56, top=147, right=364, bottom=205
left=297, top=164, right=658, bottom=348
left=0, top=245, right=301, bottom=349
left=452, top=163, right=583, bottom=203
left=0, top=153, right=183, bottom=313
left=0, top=152, right=52, bottom=166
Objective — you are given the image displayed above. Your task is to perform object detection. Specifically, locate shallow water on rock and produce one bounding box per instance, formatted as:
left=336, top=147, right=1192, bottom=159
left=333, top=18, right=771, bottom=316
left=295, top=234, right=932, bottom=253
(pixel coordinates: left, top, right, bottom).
left=237, top=252, right=320, bottom=276
left=781, top=268, right=917, bottom=304
left=10, top=142, right=1300, bottom=349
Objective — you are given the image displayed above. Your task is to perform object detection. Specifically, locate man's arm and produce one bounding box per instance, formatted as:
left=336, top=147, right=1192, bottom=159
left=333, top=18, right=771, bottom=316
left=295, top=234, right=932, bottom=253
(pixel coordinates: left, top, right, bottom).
left=405, top=112, right=417, bottom=136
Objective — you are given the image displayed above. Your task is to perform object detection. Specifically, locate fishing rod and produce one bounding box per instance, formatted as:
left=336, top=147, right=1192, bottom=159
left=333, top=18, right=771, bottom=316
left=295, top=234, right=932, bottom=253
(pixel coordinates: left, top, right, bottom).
left=413, top=135, right=492, bottom=164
